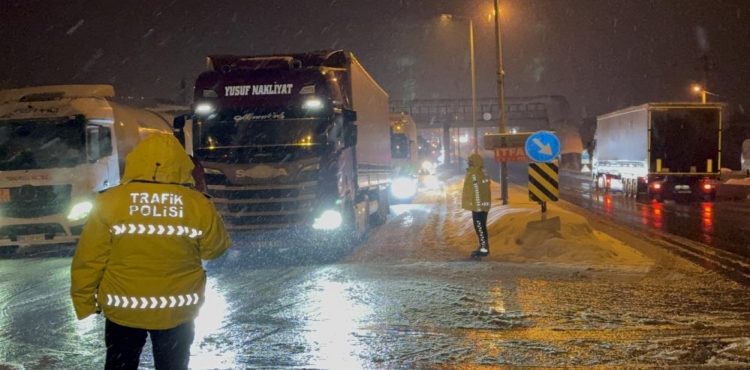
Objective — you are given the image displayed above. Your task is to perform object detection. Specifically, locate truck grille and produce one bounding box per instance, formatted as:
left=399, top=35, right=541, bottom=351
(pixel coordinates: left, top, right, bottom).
left=206, top=175, right=318, bottom=229
left=0, top=223, right=66, bottom=239
left=0, top=185, right=72, bottom=218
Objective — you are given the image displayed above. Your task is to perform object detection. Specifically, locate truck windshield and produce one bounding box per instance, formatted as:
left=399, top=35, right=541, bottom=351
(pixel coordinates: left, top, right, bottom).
left=194, top=117, right=333, bottom=162
left=0, top=117, right=86, bottom=171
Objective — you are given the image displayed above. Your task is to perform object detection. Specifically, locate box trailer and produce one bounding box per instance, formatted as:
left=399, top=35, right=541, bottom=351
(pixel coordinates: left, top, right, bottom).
left=592, top=102, right=723, bottom=202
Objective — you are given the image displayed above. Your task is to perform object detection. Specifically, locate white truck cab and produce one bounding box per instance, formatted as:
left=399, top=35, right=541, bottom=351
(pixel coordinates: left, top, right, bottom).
left=0, top=85, right=173, bottom=248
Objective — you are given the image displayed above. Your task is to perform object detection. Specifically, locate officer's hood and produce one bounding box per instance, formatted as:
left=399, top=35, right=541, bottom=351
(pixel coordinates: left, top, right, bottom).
left=122, top=133, right=194, bottom=185
left=468, top=153, right=484, bottom=169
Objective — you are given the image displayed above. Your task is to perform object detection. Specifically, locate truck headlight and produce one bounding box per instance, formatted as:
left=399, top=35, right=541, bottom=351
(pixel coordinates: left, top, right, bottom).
left=391, top=177, right=418, bottom=199
left=195, top=103, right=215, bottom=114
left=67, top=201, right=93, bottom=221
left=313, top=210, right=343, bottom=230
left=303, top=98, right=323, bottom=109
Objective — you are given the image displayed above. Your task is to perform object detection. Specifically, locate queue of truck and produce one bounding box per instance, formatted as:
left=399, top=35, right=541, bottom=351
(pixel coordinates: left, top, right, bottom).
left=0, top=50, right=422, bottom=252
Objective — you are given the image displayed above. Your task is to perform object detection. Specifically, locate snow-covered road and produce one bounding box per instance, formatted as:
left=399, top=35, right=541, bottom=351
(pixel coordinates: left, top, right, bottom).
left=1, top=183, right=749, bottom=369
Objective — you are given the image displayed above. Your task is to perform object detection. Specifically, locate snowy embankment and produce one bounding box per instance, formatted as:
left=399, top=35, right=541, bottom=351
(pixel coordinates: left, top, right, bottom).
left=443, top=179, right=654, bottom=269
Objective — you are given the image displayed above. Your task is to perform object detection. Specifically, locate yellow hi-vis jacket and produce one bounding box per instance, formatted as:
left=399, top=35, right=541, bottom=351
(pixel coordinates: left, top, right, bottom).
left=462, top=154, right=492, bottom=212
left=70, top=133, right=231, bottom=330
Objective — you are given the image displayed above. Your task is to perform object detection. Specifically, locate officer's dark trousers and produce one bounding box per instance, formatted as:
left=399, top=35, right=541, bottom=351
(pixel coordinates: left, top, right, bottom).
left=105, top=319, right=195, bottom=370
left=472, top=211, right=489, bottom=250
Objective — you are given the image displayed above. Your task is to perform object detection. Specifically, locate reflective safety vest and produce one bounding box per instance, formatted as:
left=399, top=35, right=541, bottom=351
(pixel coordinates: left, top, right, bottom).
left=105, top=293, right=201, bottom=309
left=71, top=133, right=231, bottom=330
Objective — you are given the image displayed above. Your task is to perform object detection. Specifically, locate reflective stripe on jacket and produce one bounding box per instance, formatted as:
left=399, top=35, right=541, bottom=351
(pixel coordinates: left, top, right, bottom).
left=70, top=134, right=231, bottom=330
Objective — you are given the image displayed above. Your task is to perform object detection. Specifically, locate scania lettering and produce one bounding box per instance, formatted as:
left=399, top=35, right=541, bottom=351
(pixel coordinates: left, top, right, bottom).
left=182, top=50, right=393, bottom=250
left=0, top=85, right=176, bottom=248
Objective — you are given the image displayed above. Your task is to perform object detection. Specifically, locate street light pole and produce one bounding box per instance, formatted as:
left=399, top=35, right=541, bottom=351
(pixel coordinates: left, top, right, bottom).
left=692, top=84, right=719, bottom=104
left=441, top=14, right=478, bottom=156
left=469, top=19, right=478, bottom=154
left=493, top=0, right=509, bottom=205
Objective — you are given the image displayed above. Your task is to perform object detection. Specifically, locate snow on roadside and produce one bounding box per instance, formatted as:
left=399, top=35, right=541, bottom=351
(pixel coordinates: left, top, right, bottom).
left=442, top=179, right=654, bottom=270
left=725, top=177, right=750, bottom=186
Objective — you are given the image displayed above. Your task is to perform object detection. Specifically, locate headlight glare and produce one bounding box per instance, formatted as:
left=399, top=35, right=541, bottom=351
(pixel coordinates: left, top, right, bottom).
left=195, top=103, right=215, bottom=114
left=67, top=201, right=93, bottom=221
left=391, top=177, right=418, bottom=199
left=313, top=210, right=343, bottom=230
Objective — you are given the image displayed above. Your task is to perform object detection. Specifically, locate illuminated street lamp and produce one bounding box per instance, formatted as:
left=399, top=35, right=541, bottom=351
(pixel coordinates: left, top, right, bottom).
left=440, top=14, right=478, bottom=155
left=692, top=85, right=719, bottom=104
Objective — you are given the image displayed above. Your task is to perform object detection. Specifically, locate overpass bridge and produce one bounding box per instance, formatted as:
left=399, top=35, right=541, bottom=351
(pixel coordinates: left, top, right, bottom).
left=390, top=96, right=572, bottom=165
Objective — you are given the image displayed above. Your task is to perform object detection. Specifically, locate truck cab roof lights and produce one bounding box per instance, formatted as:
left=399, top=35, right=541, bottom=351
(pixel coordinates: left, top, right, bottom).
left=195, top=103, right=215, bottom=114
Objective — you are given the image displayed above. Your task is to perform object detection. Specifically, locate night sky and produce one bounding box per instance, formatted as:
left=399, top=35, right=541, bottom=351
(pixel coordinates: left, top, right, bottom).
left=1, top=0, right=749, bottom=119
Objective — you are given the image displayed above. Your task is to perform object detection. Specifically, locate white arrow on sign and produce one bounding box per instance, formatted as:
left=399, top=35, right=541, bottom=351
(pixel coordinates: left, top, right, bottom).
left=533, top=138, right=552, bottom=155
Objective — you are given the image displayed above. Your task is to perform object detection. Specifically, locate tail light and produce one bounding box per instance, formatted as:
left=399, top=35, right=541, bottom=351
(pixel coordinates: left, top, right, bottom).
left=651, top=182, right=662, bottom=190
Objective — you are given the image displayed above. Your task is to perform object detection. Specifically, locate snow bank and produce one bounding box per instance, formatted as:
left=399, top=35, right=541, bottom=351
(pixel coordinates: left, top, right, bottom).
left=443, top=180, right=654, bottom=269
left=724, top=177, right=750, bottom=186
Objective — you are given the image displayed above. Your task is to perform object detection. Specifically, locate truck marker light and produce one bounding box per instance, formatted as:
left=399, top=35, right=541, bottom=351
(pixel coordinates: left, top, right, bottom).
left=703, top=183, right=713, bottom=190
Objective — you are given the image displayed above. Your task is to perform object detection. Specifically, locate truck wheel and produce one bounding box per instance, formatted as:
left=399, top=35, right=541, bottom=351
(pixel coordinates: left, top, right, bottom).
left=625, top=179, right=634, bottom=198
left=370, top=190, right=388, bottom=226
left=339, top=202, right=358, bottom=254
left=624, top=179, right=631, bottom=197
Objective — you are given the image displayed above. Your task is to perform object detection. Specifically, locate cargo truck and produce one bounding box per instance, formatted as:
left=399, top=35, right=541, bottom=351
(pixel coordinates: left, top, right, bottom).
left=0, top=85, right=176, bottom=248
left=389, top=112, right=421, bottom=200
left=592, top=102, right=723, bottom=202
left=183, top=50, right=392, bottom=250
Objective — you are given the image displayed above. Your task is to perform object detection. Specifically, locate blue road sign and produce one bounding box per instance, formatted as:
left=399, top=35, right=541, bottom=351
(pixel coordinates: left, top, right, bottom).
left=525, top=131, right=561, bottom=162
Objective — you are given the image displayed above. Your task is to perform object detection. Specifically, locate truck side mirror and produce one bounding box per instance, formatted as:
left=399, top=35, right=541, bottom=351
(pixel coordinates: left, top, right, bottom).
left=173, top=115, right=187, bottom=130
left=173, top=114, right=189, bottom=147
left=343, top=109, right=357, bottom=122
left=344, top=123, right=357, bottom=147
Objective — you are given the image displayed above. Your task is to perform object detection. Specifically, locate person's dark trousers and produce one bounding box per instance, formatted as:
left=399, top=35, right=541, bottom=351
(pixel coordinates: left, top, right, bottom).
left=105, top=319, right=195, bottom=370
left=472, top=211, right=489, bottom=251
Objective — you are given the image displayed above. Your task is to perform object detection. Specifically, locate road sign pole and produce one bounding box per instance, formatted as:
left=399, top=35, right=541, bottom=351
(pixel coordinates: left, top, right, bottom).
left=541, top=201, right=547, bottom=213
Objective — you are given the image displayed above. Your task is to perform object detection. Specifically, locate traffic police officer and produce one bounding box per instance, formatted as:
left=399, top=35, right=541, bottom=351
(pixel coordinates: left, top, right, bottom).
left=70, top=133, right=231, bottom=370
left=462, top=153, right=492, bottom=257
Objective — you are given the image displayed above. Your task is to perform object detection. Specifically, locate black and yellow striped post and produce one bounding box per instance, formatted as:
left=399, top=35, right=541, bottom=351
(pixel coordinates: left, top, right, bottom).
left=528, top=162, right=559, bottom=213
